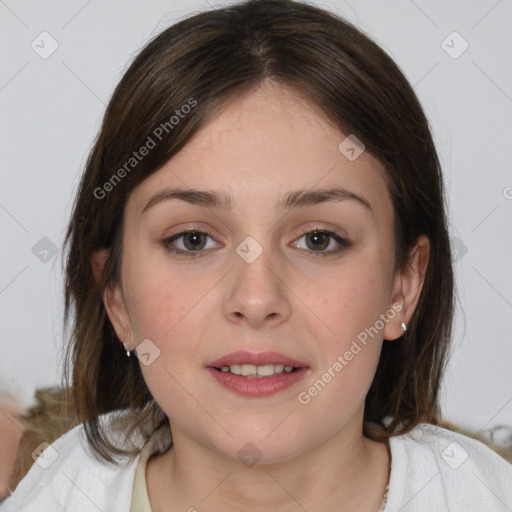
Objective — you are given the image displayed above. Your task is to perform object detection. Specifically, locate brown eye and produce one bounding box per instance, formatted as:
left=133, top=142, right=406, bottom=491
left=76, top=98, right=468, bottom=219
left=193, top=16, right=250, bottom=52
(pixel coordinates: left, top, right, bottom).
left=181, top=231, right=208, bottom=250
left=161, top=229, right=219, bottom=258
left=292, top=229, right=351, bottom=257
left=305, top=231, right=330, bottom=251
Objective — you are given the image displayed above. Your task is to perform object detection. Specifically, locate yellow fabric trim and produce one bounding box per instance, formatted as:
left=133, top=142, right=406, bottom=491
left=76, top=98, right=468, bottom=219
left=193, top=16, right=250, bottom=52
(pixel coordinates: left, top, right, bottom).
left=129, top=436, right=158, bottom=512
left=130, top=421, right=173, bottom=512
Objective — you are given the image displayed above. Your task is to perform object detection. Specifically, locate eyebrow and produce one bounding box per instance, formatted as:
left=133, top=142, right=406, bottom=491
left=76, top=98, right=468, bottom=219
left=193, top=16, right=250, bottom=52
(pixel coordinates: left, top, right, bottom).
left=141, top=186, right=373, bottom=215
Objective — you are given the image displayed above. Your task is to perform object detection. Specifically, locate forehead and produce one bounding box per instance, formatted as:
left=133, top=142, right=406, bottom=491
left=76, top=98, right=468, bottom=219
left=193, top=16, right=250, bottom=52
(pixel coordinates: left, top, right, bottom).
left=127, top=82, right=391, bottom=219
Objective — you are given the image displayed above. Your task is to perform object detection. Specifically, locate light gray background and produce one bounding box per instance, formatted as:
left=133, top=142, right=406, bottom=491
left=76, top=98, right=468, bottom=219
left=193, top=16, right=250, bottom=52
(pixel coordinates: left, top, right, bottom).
left=1, top=0, right=511, bottom=441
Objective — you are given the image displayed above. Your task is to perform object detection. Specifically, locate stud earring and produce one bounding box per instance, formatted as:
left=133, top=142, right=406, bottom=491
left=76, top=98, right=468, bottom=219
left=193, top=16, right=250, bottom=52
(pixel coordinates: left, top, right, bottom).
left=401, top=322, right=407, bottom=332
left=123, top=342, right=131, bottom=357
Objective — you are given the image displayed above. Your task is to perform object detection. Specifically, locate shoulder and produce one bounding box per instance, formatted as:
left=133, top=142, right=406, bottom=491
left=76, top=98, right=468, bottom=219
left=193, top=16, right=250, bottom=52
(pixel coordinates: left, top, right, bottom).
left=386, top=422, right=512, bottom=511
left=0, top=411, right=143, bottom=512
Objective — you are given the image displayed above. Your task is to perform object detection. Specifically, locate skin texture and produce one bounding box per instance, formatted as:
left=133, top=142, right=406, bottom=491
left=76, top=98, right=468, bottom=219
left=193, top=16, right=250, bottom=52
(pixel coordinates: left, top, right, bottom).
left=93, top=81, right=429, bottom=511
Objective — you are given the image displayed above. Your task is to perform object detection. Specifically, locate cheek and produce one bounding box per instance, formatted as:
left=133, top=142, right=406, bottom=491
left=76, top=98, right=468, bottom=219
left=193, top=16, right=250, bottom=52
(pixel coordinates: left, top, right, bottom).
left=124, top=256, right=218, bottom=389
left=124, top=254, right=205, bottom=339
left=128, top=263, right=207, bottom=413
left=299, top=270, right=387, bottom=417
left=308, top=261, right=392, bottom=344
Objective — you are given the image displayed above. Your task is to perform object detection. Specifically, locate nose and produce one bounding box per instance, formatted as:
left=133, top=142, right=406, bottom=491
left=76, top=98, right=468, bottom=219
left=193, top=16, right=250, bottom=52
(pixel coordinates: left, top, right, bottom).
left=223, top=239, right=292, bottom=329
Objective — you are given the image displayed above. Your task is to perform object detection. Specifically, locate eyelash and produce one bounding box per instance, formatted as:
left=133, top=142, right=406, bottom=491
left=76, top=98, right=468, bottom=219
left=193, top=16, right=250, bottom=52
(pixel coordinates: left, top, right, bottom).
left=160, top=227, right=351, bottom=259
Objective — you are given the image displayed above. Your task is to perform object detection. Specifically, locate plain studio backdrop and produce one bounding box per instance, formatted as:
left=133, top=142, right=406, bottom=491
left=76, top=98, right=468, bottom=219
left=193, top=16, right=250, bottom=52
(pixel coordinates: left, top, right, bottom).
left=0, top=0, right=511, bottom=440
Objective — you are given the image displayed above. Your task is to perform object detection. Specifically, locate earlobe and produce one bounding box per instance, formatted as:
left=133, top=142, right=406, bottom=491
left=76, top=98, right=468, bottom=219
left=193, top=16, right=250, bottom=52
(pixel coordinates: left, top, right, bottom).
left=383, top=234, right=430, bottom=341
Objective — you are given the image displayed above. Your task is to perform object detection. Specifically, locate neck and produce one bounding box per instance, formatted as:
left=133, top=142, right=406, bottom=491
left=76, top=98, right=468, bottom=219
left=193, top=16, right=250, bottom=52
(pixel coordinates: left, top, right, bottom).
left=146, top=414, right=391, bottom=512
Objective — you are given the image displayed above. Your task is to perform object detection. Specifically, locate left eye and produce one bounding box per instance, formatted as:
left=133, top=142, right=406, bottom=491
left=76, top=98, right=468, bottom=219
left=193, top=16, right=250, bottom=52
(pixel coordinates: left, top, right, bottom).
left=291, top=229, right=351, bottom=256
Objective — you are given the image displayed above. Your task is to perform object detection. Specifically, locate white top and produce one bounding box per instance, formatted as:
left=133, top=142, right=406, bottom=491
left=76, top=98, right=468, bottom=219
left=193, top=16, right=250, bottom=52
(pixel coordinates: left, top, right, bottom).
left=1, top=412, right=511, bottom=511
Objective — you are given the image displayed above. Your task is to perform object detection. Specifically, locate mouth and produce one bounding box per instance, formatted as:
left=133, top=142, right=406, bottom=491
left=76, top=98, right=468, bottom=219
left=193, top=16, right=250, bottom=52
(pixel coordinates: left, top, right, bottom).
left=205, top=350, right=310, bottom=397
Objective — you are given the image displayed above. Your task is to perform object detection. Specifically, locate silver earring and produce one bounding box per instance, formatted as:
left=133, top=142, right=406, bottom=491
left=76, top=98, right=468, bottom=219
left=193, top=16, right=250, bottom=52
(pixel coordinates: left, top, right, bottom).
left=401, top=322, right=407, bottom=332
left=123, top=342, right=131, bottom=357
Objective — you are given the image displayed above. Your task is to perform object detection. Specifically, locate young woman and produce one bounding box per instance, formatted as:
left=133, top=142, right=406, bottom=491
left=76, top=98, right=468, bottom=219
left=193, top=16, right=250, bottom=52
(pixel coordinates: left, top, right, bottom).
left=2, top=0, right=511, bottom=510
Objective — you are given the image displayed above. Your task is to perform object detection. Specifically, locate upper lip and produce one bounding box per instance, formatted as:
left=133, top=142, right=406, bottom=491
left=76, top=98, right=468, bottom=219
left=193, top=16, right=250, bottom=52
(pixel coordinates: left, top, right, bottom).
left=207, top=350, right=309, bottom=368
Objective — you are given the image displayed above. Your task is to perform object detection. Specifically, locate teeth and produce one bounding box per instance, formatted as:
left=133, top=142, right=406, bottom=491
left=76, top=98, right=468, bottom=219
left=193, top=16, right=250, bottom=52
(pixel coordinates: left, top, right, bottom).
left=219, top=364, right=296, bottom=377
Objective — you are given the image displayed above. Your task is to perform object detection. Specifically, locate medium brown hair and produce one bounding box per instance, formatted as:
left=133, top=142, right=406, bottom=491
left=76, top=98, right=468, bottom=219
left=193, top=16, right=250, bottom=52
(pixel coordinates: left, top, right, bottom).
left=62, top=0, right=454, bottom=463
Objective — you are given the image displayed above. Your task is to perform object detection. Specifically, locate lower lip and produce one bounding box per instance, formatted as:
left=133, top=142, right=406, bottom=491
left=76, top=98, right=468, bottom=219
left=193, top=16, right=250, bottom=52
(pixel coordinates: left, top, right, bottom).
left=206, top=367, right=309, bottom=397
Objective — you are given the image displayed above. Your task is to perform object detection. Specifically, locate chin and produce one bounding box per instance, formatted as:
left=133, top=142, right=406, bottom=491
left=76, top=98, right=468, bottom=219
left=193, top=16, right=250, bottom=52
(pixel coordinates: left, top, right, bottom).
left=216, top=428, right=306, bottom=466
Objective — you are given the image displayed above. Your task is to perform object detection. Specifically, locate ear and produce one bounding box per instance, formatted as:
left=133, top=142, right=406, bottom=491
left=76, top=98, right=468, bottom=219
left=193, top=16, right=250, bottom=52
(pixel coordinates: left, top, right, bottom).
left=383, top=234, right=430, bottom=341
left=91, top=248, right=133, bottom=349
left=91, top=247, right=109, bottom=283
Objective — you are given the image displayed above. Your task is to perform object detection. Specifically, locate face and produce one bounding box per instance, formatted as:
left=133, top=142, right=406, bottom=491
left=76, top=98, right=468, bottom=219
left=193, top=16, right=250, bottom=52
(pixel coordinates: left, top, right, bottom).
left=102, top=81, right=416, bottom=464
